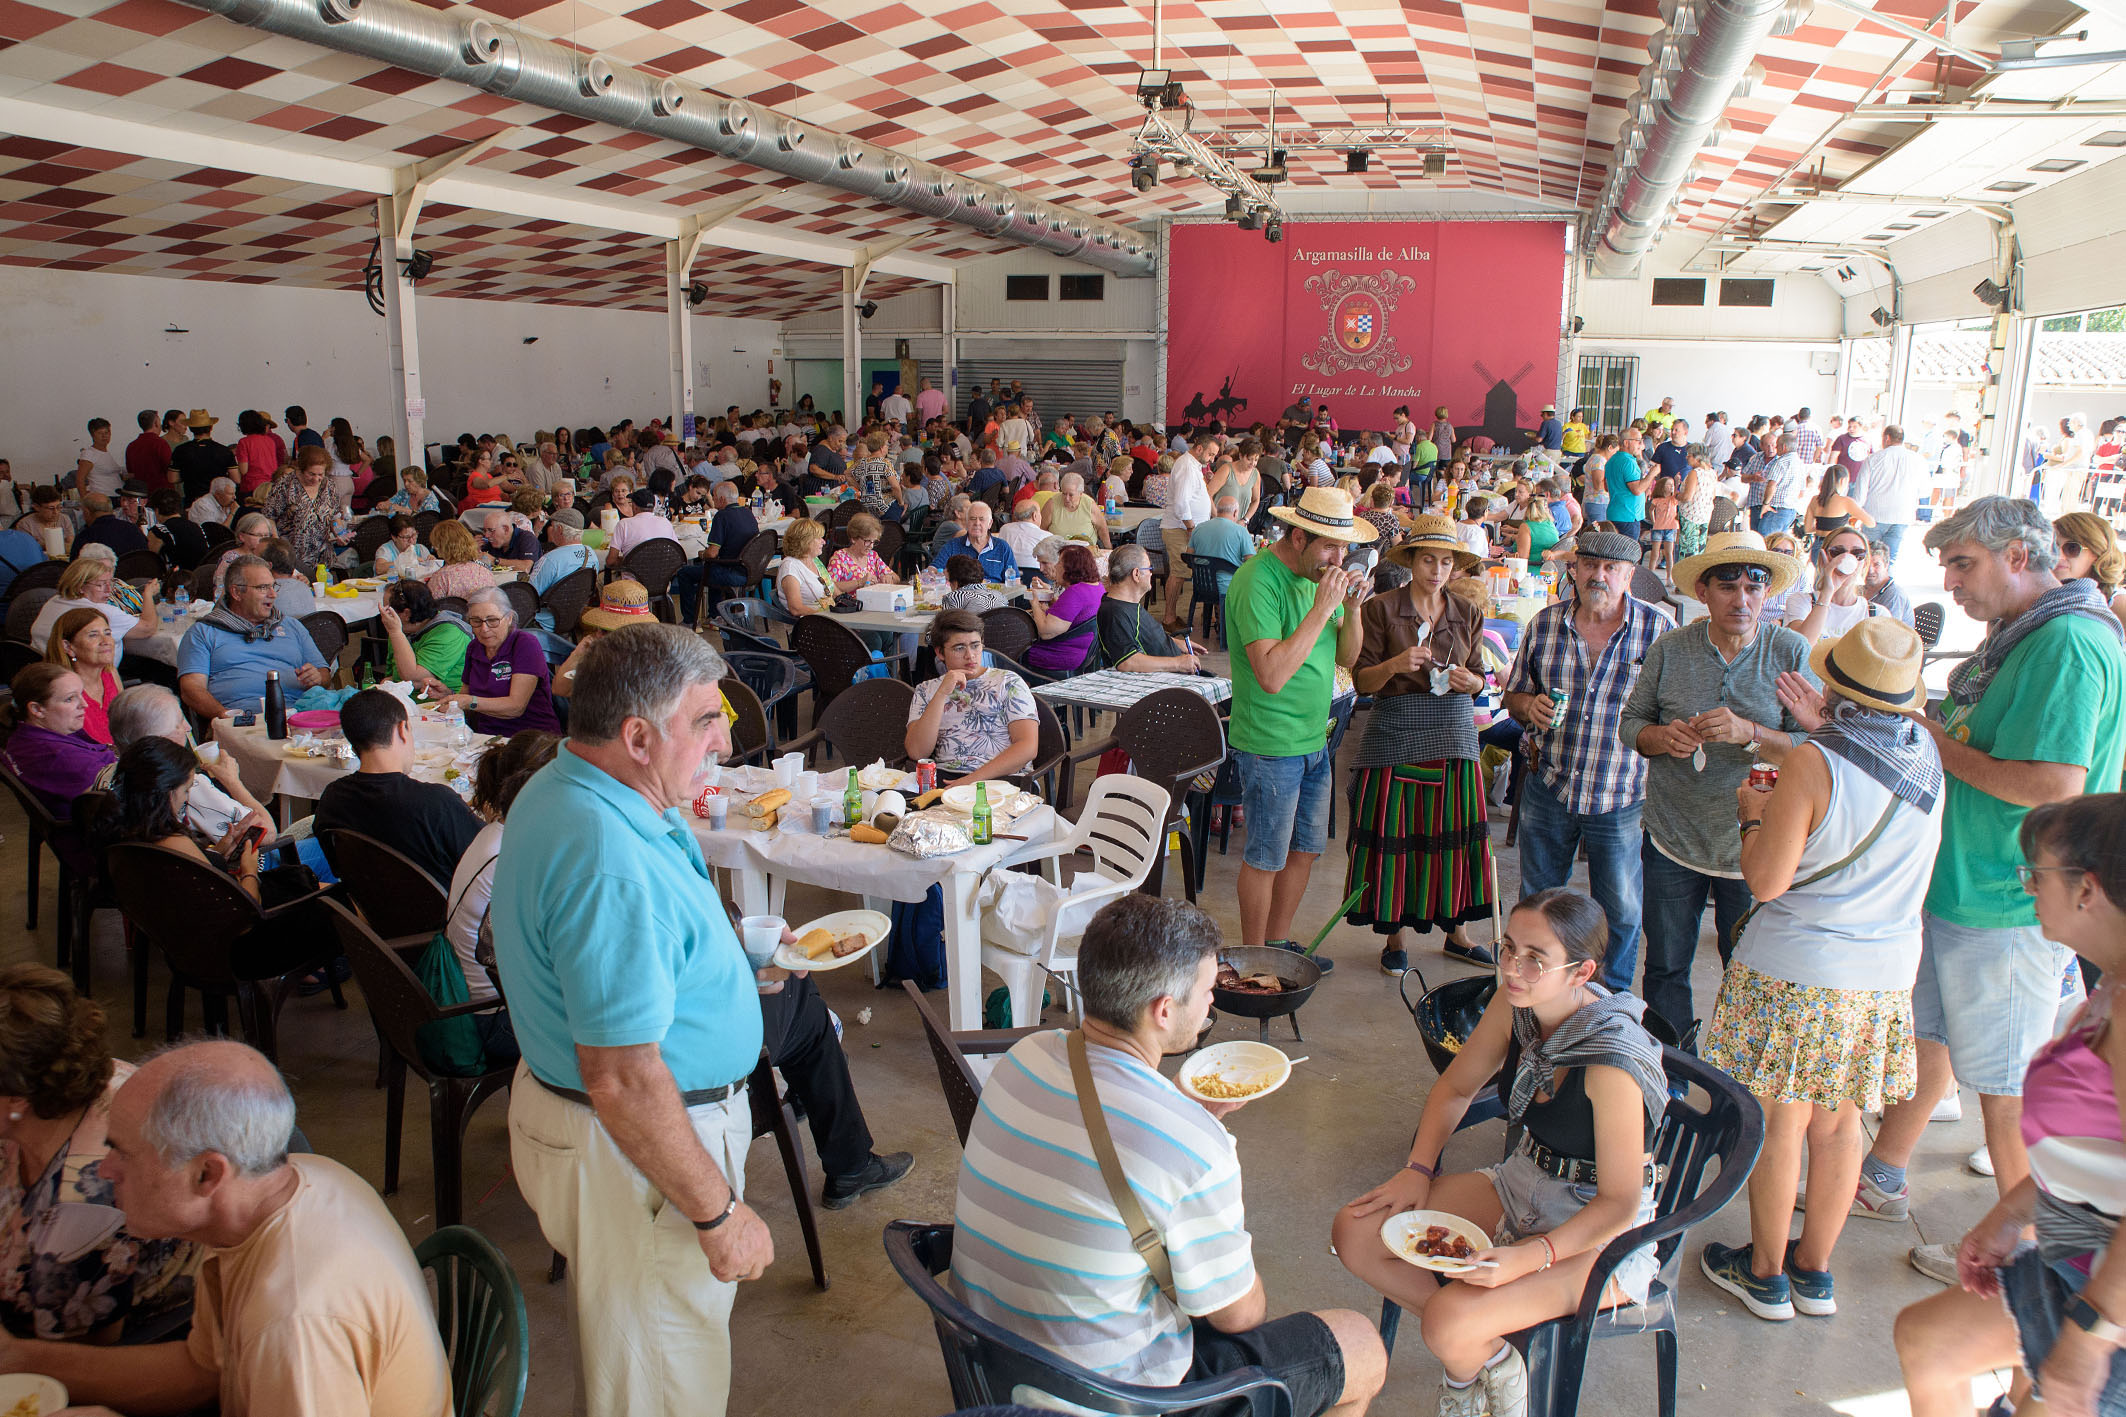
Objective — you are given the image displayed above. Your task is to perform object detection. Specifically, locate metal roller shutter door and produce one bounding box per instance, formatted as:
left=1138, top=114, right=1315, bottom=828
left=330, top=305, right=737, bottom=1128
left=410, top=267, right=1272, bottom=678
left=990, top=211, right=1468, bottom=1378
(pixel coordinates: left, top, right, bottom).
left=950, top=360, right=1124, bottom=421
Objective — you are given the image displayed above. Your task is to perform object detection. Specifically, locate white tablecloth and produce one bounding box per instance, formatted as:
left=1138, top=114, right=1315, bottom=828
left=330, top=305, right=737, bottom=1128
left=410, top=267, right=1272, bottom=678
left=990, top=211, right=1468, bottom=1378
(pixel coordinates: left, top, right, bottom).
left=1035, top=670, right=1232, bottom=711
left=675, top=515, right=795, bottom=558
left=211, top=717, right=490, bottom=823
left=689, top=792, right=1058, bottom=1028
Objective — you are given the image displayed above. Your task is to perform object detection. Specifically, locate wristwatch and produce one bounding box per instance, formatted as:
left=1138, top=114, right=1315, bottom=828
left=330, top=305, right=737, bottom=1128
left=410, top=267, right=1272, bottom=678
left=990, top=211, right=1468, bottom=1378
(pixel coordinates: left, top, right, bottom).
left=2067, top=1294, right=2126, bottom=1345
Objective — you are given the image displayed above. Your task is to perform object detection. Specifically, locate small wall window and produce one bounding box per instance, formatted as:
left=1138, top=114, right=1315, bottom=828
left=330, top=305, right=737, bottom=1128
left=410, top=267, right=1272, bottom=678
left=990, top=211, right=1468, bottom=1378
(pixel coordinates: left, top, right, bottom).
left=1719, top=278, right=1776, bottom=308
left=1651, top=278, right=1706, bottom=306
left=1005, top=275, right=1050, bottom=301
left=1059, top=274, right=1105, bottom=301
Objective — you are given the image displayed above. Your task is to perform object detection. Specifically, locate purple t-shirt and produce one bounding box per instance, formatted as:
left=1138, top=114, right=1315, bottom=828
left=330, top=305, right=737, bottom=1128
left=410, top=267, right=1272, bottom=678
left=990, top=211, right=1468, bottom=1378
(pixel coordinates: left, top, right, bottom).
left=1025, top=579, right=1103, bottom=674
left=463, top=630, right=561, bottom=737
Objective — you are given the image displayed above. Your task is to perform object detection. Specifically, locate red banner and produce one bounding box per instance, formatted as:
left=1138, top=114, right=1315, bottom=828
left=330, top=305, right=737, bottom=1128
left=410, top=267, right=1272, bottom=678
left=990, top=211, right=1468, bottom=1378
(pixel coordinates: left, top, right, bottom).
left=1165, top=221, right=1566, bottom=442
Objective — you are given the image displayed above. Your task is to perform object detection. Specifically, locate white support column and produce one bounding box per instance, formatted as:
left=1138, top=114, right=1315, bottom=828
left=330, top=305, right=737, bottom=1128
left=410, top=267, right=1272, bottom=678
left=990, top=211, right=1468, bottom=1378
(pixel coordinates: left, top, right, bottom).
left=1833, top=337, right=1855, bottom=417
left=667, top=237, right=696, bottom=439
left=941, top=276, right=958, bottom=423
left=1886, top=323, right=1915, bottom=429
left=1985, top=313, right=2038, bottom=499
left=375, top=194, right=425, bottom=471
left=841, top=267, right=862, bottom=426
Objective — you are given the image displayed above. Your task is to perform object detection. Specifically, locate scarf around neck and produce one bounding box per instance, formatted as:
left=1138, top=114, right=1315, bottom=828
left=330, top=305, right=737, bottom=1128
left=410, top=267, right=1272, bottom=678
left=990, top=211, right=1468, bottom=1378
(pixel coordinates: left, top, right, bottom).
left=1509, top=985, right=1669, bottom=1136
left=1813, top=698, right=1943, bottom=814
left=201, top=602, right=284, bottom=641
left=1948, top=577, right=2122, bottom=709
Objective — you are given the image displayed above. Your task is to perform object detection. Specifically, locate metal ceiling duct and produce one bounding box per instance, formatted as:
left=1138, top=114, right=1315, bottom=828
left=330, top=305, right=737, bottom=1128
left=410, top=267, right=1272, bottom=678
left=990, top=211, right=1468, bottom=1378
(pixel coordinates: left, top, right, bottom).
left=1590, top=0, right=1790, bottom=277
left=183, top=0, right=1156, bottom=276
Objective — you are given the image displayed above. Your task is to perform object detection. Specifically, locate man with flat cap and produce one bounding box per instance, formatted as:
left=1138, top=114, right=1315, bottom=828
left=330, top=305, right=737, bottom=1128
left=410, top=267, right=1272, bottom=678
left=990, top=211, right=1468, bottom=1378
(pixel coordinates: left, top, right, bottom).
left=1501, top=528, right=1674, bottom=994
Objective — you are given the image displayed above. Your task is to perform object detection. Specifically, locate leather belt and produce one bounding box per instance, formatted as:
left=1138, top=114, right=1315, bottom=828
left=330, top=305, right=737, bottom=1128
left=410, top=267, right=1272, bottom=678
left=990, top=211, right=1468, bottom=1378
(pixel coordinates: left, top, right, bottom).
left=1515, top=1132, right=1661, bottom=1190
left=531, top=1070, right=745, bottom=1110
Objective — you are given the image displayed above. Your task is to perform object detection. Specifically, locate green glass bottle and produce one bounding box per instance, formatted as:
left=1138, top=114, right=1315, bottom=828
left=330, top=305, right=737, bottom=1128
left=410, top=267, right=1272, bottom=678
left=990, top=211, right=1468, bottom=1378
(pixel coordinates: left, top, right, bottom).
left=844, top=767, right=863, bottom=828
left=970, top=780, right=992, bottom=845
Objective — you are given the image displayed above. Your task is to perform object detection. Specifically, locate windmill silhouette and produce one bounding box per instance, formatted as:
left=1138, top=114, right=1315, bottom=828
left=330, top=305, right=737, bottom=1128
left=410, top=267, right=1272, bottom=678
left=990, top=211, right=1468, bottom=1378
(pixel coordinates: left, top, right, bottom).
left=1467, top=360, right=1537, bottom=448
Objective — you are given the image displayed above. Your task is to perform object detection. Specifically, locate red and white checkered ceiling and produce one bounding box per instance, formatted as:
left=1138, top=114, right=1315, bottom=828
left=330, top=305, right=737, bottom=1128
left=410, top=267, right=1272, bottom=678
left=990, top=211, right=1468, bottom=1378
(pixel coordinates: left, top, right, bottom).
left=0, top=0, right=2075, bottom=313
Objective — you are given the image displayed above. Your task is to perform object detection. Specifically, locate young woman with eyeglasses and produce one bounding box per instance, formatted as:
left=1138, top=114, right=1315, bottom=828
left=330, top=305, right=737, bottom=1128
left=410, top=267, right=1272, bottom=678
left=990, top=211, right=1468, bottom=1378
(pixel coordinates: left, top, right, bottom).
left=1332, top=889, right=1668, bottom=1417
left=1896, top=793, right=2126, bottom=1417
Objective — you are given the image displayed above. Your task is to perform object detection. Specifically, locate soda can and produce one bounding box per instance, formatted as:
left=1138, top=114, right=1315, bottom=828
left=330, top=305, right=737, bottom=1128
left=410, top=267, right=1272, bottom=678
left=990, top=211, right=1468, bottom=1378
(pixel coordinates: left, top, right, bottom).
left=916, top=759, right=937, bottom=794
left=1547, top=688, right=1570, bottom=717
left=1749, top=762, right=1779, bottom=790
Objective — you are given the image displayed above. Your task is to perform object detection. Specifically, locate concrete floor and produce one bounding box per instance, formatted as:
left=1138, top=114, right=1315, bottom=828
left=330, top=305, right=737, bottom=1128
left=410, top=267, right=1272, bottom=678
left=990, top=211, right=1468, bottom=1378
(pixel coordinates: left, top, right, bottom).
left=2, top=541, right=2006, bottom=1417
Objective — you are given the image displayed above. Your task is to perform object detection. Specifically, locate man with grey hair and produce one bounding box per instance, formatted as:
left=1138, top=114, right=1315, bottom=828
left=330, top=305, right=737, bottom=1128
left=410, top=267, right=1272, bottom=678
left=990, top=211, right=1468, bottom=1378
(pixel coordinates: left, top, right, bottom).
left=527, top=439, right=567, bottom=495
left=953, top=894, right=1386, bottom=1417
left=495, top=624, right=904, bottom=1417
left=189, top=474, right=239, bottom=526
left=175, top=552, right=329, bottom=721
left=1844, top=495, right=2126, bottom=1284
left=1188, top=492, right=1254, bottom=597
left=0, top=1040, right=449, bottom=1414
left=998, top=496, right=1049, bottom=565
left=1097, top=543, right=1201, bottom=673
left=1756, top=433, right=1807, bottom=537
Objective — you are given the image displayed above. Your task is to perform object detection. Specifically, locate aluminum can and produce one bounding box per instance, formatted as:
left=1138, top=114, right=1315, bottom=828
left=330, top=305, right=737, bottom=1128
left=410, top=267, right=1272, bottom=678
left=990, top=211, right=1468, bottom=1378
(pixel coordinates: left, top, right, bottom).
left=1749, top=762, right=1779, bottom=790
left=916, top=759, right=937, bottom=794
left=1547, top=688, right=1570, bottom=718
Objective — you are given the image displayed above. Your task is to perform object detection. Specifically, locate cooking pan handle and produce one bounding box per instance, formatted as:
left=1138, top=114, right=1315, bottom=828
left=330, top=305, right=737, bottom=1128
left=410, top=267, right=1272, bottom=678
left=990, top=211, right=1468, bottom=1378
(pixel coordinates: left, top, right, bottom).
left=1398, top=964, right=1428, bottom=1021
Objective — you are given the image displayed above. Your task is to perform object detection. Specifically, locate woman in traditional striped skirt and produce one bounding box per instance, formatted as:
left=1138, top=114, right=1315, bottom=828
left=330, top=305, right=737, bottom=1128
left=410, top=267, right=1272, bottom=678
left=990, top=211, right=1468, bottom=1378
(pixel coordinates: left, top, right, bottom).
left=1339, top=514, right=1497, bottom=976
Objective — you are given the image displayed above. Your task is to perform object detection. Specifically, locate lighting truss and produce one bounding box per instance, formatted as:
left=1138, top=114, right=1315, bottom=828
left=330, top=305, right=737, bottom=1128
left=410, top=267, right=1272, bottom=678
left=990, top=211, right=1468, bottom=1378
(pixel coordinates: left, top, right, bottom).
left=1132, top=107, right=1285, bottom=223
left=1200, top=126, right=1452, bottom=154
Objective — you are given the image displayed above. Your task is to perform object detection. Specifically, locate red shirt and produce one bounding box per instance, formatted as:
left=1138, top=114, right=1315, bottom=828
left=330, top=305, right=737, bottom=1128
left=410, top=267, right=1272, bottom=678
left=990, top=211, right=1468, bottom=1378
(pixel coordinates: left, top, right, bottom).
left=126, top=431, right=173, bottom=490
left=80, top=667, right=121, bottom=745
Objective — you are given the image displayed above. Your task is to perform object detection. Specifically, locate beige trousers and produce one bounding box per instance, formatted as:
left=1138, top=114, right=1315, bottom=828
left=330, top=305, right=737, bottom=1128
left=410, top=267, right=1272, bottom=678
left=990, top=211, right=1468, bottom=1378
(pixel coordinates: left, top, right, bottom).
left=509, top=1065, right=752, bottom=1417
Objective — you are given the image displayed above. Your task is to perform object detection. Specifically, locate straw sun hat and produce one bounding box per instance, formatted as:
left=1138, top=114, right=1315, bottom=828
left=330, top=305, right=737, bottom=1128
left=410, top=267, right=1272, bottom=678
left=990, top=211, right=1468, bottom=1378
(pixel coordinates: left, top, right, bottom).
left=1385, top=513, right=1480, bottom=574
left=1809, top=616, right=1926, bottom=715
left=1268, top=485, right=1379, bottom=544
left=1671, top=529, right=1801, bottom=599
left=578, top=577, right=656, bottom=631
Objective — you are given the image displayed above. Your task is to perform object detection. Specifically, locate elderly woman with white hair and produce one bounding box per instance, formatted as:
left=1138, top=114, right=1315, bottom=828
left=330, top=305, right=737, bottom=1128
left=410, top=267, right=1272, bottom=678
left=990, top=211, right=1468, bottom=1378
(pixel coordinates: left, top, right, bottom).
left=446, top=586, right=560, bottom=738
left=1039, top=470, right=1110, bottom=547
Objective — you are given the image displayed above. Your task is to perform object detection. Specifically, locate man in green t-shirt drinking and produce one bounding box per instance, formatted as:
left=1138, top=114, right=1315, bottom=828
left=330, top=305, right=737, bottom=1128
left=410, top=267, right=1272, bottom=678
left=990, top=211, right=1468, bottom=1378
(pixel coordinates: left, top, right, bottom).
left=1851, top=497, right=2126, bottom=1285
left=1223, top=487, right=1375, bottom=973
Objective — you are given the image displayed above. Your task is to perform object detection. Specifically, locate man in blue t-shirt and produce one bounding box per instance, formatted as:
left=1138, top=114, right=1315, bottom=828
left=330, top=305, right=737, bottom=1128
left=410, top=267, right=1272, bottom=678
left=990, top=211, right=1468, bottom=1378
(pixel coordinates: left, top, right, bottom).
left=1537, top=405, right=1564, bottom=452
left=1650, top=420, right=1693, bottom=485
left=1604, top=431, right=1652, bottom=539
left=930, top=501, right=1015, bottom=581
left=174, top=554, right=329, bottom=720
left=0, top=527, right=47, bottom=610
left=1187, top=495, right=1254, bottom=595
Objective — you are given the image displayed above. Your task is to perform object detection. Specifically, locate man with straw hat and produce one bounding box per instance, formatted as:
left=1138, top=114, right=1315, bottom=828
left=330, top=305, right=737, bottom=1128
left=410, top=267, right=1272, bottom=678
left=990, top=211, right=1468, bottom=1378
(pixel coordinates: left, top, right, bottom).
left=1503, top=528, right=1675, bottom=995
left=170, top=409, right=236, bottom=503
left=1337, top=514, right=1495, bottom=975
left=1620, top=528, right=1814, bottom=1039
left=1226, top=485, right=1375, bottom=973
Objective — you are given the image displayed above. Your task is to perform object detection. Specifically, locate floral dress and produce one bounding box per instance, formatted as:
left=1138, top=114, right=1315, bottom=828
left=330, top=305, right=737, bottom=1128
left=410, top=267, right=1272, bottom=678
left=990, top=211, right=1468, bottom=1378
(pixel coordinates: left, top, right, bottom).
left=263, top=474, right=342, bottom=570
left=0, top=1062, right=200, bottom=1339
left=847, top=456, right=897, bottom=515
left=826, top=547, right=894, bottom=587
left=908, top=667, right=1036, bottom=774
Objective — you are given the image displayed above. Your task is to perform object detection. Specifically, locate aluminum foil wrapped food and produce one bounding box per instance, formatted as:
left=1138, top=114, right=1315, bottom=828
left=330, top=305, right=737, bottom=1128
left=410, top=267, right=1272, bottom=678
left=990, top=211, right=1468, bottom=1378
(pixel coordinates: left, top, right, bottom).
left=888, top=810, right=973, bottom=858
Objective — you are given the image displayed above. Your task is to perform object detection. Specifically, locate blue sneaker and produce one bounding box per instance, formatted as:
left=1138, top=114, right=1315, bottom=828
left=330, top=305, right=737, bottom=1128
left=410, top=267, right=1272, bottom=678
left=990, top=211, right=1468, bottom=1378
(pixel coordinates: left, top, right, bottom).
left=1700, top=1241, right=1794, bottom=1320
left=1270, top=940, right=1333, bottom=975
left=1784, top=1240, right=1835, bottom=1316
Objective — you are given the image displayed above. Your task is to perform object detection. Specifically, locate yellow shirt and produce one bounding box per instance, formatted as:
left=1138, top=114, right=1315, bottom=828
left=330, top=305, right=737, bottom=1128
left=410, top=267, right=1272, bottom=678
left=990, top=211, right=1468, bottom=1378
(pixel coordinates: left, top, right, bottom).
left=1562, top=421, right=1590, bottom=455
left=188, top=1155, right=450, bottom=1417
left=1644, top=408, right=1676, bottom=430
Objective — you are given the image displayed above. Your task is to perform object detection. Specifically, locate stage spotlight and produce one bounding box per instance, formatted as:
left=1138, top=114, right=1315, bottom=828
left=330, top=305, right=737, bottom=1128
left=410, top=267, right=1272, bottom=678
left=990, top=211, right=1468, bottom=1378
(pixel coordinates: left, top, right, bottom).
left=400, top=250, right=434, bottom=281
left=1130, top=153, right=1158, bottom=192
left=1264, top=219, right=1283, bottom=243
left=1237, top=208, right=1261, bottom=231
left=1423, top=150, right=1447, bottom=177
left=686, top=281, right=709, bottom=307
left=1347, top=149, right=1370, bottom=173
left=859, top=300, right=878, bottom=319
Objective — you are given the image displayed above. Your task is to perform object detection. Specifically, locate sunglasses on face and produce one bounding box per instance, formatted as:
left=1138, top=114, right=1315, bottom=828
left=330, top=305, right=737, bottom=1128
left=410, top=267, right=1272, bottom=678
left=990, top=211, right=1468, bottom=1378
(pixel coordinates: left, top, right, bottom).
left=2062, top=540, right=2085, bottom=558
left=1706, top=566, right=1772, bottom=587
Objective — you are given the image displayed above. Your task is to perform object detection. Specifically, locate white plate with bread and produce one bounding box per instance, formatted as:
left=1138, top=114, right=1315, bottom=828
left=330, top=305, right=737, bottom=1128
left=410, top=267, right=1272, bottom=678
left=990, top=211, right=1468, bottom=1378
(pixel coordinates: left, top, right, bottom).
left=773, top=909, right=892, bottom=972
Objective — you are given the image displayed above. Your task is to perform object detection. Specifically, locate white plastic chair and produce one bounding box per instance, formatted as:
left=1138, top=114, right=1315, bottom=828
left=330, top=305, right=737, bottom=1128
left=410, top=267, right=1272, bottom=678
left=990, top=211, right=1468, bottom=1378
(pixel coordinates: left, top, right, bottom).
left=978, top=776, right=1172, bottom=1027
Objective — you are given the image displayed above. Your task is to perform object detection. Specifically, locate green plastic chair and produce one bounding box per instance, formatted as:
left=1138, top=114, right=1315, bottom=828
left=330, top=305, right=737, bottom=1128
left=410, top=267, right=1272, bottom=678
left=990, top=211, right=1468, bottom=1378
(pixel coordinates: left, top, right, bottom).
left=416, top=1225, right=530, bottom=1417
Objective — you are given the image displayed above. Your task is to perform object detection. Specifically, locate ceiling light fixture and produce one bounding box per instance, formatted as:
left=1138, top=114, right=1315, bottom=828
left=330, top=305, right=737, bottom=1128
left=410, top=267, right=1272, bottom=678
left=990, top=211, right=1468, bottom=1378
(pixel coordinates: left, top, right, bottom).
left=1347, top=149, right=1370, bottom=173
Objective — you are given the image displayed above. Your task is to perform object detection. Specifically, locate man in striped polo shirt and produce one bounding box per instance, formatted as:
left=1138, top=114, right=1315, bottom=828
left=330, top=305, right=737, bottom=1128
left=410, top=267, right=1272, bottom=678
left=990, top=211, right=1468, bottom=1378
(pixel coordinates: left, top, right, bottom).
left=952, top=895, right=1385, bottom=1416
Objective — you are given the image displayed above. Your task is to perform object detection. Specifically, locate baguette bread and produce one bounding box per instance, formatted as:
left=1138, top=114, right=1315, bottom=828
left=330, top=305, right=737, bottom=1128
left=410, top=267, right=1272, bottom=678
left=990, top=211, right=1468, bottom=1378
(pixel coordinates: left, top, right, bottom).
left=797, top=927, right=839, bottom=960
left=746, top=788, right=793, bottom=817
left=742, top=809, right=778, bottom=831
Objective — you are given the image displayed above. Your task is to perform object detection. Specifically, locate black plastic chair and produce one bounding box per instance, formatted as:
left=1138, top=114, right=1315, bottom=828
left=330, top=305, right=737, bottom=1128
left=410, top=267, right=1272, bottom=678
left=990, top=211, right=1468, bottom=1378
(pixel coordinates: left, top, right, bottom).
left=415, top=1225, right=529, bottom=1417
left=1181, top=553, right=1238, bottom=648
left=902, top=981, right=1038, bottom=1146
left=615, top=537, right=687, bottom=623
left=414, top=510, right=445, bottom=547
left=5, top=560, right=64, bottom=599
left=886, top=1222, right=1292, bottom=1416
left=113, top=549, right=168, bottom=583
left=5, top=588, right=55, bottom=646
left=318, top=828, right=449, bottom=947
left=977, top=606, right=1037, bottom=664
left=720, top=675, right=772, bottom=767
left=201, top=520, right=236, bottom=550
left=539, top=566, right=598, bottom=639
left=105, top=841, right=341, bottom=1062
left=701, top=530, right=781, bottom=617
left=720, top=647, right=806, bottom=745
left=1377, top=1047, right=1767, bottom=1417
left=434, top=596, right=469, bottom=618
left=782, top=676, right=916, bottom=770
left=498, top=580, right=539, bottom=628
left=0, top=762, right=67, bottom=934
left=324, top=900, right=513, bottom=1228
left=791, top=614, right=913, bottom=711
left=0, top=641, right=38, bottom=684
left=351, top=516, right=395, bottom=566
left=299, top=611, right=348, bottom=675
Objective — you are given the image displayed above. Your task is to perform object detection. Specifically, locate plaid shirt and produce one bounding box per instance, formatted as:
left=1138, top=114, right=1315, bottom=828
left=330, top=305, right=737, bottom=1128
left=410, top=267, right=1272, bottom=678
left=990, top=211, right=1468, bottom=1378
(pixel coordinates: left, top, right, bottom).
left=1505, top=594, right=1674, bottom=816
left=1791, top=421, right=1826, bottom=466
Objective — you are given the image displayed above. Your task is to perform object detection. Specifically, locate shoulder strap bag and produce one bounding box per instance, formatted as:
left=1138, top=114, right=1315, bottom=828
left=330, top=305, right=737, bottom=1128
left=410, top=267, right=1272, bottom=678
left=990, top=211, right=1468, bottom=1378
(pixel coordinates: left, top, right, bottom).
left=1066, top=1031, right=1177, bottom=1304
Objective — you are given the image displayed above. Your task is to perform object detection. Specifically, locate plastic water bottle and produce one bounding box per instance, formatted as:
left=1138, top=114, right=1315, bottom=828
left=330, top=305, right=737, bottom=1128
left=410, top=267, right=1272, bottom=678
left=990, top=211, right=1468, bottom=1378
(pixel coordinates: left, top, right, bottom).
left=173, top=585, right=190, bottom=619
left=1105, top=493, right=1117, bottom=519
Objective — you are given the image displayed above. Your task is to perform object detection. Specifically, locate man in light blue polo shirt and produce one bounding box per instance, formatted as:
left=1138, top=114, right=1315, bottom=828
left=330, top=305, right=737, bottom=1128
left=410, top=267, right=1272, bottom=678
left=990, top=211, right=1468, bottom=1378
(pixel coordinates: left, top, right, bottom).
left=495, top=623, right=905, bottom=1417
left=929, top=500, right=1016, bottom=582
left=1188, top=493, right=1254, bottom=596
left=173, top=553, right=328, bottom=720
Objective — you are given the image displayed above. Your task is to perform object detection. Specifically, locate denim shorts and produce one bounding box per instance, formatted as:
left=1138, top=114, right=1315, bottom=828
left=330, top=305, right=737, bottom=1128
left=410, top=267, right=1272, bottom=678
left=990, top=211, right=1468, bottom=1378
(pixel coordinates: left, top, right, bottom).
left=1584, top=497, right=1609, bottom=523
left=1911, top=912, right=2080, bottom=1095
left=1483, top=1148, right=1660, bottom=1305
left=1180, top=1312, right=1346, bottom=1417
left=1648, top=529, right=1676, bottom=544
left=1236, top=747, right=1334, bottom=872
left=2001, top=1246, right=2126, bottom=1414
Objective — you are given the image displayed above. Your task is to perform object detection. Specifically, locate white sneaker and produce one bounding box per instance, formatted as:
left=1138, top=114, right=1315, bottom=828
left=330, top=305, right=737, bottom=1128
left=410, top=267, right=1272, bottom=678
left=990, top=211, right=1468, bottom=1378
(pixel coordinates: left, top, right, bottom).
left=1910, top=1243, right=1958, bottom=1284
left=1436, top=1375, right=1488, bottom=1417
left=1931, top=1091, right=1963, bottom=1122
left=1968, top=1146, right=1995, bottom=1177
left=1480, top=1344, right=1528, bottom=1417
left=1849, top=1171, right=1911, bottom=1221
